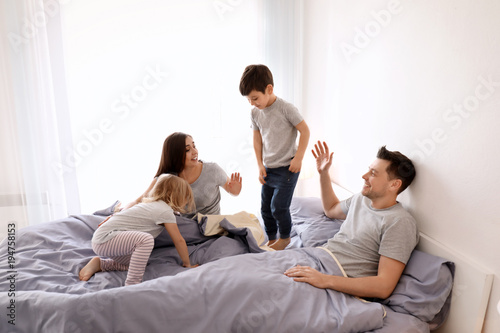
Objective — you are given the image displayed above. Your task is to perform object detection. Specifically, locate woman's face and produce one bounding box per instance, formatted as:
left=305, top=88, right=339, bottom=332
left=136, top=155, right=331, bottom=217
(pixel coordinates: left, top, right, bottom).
left=184, top=136, right=198, bottom=168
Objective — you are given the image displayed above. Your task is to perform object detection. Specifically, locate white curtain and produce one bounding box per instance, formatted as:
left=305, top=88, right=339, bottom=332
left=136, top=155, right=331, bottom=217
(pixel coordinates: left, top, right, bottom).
left=264, top=0, right=304, bottom=111
left=1, top=0, right=80, bottom=225
left=264, top=0, right=312, bottom=187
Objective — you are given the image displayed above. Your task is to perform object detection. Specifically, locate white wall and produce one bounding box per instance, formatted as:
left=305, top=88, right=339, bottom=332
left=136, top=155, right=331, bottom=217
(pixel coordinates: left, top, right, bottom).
left=59, top=0, right=264, bottom=216
left=301, top=1, right=500, bottom=332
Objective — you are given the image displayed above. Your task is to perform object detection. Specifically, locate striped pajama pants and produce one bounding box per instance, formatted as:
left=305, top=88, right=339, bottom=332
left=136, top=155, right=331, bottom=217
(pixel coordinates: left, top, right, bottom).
left=92, top=231, right=155, bottom=286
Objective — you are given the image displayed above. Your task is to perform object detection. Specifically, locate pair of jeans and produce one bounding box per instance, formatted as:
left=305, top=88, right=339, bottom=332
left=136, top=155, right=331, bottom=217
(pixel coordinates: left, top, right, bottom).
left=261, top=166, right=300, bottom=241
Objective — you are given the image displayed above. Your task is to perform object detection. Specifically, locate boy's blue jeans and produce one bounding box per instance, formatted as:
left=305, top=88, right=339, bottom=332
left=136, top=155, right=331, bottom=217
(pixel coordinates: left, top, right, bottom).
left=261, top=166, right=300, bottom=241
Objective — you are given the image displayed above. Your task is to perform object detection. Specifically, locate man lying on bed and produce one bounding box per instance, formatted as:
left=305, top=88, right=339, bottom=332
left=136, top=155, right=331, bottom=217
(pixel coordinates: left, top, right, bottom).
left=285, top=141, right=418, bottom=300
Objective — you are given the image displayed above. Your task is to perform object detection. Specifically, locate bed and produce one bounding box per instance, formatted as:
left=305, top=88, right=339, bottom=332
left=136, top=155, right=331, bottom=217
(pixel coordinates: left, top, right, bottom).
left=0, top=197, right=458, bottom=332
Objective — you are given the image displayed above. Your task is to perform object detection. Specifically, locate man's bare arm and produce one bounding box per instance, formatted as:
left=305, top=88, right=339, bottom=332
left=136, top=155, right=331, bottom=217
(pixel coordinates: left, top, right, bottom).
left=312, top=141, right=346, bottom=220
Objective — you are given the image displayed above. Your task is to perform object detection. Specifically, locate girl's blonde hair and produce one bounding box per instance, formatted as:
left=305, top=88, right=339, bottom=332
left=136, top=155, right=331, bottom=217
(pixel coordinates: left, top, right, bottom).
left=142, top=174, right=195, bottom=213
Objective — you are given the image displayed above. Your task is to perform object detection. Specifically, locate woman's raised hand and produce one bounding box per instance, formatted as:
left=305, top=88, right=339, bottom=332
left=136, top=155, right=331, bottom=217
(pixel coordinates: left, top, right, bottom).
left=225, top=172, right=242, bottom=195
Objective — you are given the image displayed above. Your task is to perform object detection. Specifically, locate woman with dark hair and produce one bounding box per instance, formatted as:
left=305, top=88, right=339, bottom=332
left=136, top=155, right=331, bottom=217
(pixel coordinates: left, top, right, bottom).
left=122, top=132, right=242, bottom=217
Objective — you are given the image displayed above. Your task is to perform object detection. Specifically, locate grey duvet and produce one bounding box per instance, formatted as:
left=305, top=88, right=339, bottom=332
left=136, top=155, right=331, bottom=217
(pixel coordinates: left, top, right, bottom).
left=0, top=197, right=453, bottom=333
left=1, top=213, right=387, bottom=333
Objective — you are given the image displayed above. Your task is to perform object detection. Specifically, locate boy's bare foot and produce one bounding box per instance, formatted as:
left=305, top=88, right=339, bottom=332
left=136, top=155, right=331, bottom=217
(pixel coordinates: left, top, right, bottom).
left=269, top=238, right=290, bottom=251
left=79, top=257, right=102, bottom=281
left=267, top=239, right=277, bottom=247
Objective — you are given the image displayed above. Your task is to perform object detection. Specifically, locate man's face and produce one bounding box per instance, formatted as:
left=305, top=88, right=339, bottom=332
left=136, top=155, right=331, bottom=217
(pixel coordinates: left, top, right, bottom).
left=246, top=86, right=273, bottom=110
left=361, top=158, right=393, bottom=200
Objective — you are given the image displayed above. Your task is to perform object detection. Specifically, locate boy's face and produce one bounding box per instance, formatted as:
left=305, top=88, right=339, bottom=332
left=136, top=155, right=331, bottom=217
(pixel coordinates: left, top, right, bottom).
left=246, top=85, right=275, bottom=110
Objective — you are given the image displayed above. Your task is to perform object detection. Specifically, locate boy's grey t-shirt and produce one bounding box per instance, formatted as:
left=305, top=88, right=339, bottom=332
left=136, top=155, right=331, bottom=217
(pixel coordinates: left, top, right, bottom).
left=251, top=97, right=304, bottom=168
left=325, top=193, right=419, bottom=278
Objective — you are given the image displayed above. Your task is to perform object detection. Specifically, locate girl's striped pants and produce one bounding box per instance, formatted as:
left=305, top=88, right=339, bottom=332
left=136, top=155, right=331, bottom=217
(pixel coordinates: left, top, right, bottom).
left=92, top=231, right=155, bottom=286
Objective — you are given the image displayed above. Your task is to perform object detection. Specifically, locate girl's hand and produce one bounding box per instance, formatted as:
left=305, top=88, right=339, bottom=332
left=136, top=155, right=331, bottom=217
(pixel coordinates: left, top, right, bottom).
left=97, top=215, right=113, bottom=228
left=183, top=264, right=199, bottom=268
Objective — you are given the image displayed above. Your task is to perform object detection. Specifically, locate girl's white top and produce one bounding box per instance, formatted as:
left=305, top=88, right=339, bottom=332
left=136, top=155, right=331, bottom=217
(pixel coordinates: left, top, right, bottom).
left=92, top=200, right=176, bottom=244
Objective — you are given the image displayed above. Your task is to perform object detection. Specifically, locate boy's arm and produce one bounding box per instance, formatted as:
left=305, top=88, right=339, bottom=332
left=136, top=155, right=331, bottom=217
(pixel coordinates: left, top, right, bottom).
left=164, top=223, right=196, bottom=268
left=253, top=129, right=267, bottom=185
left=289, top=120, right=310, bottom=173
left=285, top=255, right=406, bottom=299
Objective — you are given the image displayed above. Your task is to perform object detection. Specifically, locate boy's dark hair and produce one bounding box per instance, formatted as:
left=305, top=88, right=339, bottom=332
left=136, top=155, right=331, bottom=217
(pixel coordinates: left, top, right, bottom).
left=377, top=146, right=416, bottom=194
left=239, top=64, right=274, bottom=96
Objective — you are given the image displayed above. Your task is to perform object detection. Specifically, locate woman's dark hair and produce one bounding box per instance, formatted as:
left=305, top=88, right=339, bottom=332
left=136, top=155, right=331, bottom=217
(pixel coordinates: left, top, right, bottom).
left=155, top=132, right=190, bottom=178
left=239, top=64, right=274, bottom=96
left=377, top=146, right=416, bottom=194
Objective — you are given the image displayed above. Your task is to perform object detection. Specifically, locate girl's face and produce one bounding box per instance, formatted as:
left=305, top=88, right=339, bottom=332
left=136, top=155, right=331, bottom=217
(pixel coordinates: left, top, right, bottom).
left=184, top=136, right=198, bottom=168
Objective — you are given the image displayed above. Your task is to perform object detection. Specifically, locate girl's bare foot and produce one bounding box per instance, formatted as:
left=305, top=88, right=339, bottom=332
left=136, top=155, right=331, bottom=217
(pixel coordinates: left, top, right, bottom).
left=269, top=238, right=290, bottom=251
left=79, top=257, right=102, bottom=281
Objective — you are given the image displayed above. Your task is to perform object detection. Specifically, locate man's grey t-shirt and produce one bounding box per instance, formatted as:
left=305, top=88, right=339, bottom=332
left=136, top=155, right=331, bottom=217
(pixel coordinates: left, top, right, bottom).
left=325, top=193, right=419, bottom=278
left=251, top=97, right=303, bottom=168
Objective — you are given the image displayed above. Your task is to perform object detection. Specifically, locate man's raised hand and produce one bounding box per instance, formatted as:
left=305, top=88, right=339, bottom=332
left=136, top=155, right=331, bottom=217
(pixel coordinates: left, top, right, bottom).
left=312, top=141, right=334, bottom=174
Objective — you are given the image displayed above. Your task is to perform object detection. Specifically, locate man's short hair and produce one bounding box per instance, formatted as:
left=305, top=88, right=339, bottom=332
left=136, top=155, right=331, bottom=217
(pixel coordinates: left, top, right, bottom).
left=377, top=146, right=416, bottom=194
left=239, top=64, right=274, bottom=96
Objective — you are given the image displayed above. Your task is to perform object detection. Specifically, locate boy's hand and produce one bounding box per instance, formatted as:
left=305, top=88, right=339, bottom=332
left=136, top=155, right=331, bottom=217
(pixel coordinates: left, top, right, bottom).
left=312, top=141, right=334, bottom=174
left=289, top=157, right=302, bottom=173
left=258, top=165, right=267, bottom=185
left=183, top=263, right=199, bottom=268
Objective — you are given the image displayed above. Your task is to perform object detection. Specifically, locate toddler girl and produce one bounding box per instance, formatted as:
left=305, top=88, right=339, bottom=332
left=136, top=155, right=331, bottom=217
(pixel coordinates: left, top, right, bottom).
left=79, top=174, right=196, bottom=286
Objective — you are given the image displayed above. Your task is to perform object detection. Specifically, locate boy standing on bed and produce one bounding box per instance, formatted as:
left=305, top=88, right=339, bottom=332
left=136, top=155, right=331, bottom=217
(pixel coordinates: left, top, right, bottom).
left=239, top=64, right=310, bottom=251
